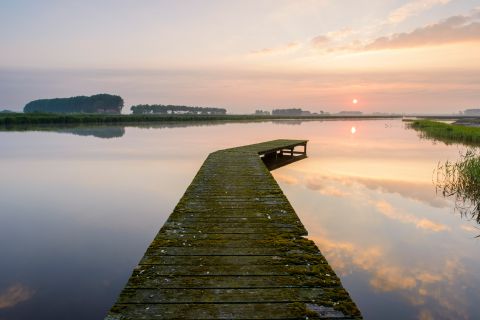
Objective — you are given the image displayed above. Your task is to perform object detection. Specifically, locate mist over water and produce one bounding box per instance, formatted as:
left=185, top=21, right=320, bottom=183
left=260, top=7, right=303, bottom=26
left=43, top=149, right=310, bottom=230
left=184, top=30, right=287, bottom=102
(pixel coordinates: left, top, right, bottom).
left=0, top=119, right=479, bottom=319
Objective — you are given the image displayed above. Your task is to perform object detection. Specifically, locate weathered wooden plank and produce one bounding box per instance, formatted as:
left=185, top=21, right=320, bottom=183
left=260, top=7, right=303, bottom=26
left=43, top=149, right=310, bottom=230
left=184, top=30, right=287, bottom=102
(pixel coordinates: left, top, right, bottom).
left=106, top=302, right=351, bottom=320
left=160, top=227, right=306, bottom=234
left=153, top=233, right=284, bottom=241
left=125, top=275, right=330, bottom=289
left=142, top=247, right=292, bottom=256
left=116, top=287, right=325, bottom=304
left=146, top=238, right=320, bottom=249
left=126, top=264, right=340, bottom=277
left=162, top=222, right=304, bottom=229
left=138, top=254, right=326, bottom=266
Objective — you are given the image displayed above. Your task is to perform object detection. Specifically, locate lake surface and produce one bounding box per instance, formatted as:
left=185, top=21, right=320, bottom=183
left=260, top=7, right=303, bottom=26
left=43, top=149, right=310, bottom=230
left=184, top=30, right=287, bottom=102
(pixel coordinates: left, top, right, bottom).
left=0, top=119, right=479, bottom=319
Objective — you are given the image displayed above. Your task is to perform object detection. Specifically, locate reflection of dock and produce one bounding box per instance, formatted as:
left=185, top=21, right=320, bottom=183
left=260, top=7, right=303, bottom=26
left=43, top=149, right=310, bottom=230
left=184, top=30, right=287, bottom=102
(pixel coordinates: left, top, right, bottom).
left=105, top=139, right=361, bottom=319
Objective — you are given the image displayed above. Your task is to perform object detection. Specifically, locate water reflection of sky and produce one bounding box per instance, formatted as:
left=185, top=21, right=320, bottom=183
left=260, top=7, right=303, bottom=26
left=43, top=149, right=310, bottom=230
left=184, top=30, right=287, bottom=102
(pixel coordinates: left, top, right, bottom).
left=0, top=120, right=479, bottom=319
left=272, top=120, right=480, bottom=320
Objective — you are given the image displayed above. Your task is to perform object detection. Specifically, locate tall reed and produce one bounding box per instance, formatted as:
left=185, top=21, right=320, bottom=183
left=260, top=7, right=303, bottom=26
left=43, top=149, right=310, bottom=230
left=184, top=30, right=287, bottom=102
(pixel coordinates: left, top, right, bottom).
left=435, top=149, right=480, bottom=235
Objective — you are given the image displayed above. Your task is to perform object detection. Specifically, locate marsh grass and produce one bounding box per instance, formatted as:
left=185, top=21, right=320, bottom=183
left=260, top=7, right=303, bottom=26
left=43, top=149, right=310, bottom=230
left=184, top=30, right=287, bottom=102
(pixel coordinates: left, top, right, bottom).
left=407, top=120, right=480, bottom=236
left=409, top=120, right=480, bottom=146
left=435, top=149, right=480, bottom=236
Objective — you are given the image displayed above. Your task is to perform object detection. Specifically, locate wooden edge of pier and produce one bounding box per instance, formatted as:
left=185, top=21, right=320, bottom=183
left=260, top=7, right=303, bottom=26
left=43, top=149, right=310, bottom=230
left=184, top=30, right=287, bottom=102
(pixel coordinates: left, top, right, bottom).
left=105, top=139, right=362, bottom=320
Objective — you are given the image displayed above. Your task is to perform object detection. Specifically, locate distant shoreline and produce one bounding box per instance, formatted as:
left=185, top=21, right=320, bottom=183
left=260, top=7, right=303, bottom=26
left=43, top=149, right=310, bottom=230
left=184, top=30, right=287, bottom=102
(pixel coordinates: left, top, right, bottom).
left=0, top=113, right=402, bottom=127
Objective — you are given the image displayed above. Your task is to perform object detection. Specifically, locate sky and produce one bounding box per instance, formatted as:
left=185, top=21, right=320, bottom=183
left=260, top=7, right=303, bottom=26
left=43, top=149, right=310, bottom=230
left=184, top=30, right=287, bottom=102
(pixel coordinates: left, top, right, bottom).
left=1, top=0, right=480, bottom=113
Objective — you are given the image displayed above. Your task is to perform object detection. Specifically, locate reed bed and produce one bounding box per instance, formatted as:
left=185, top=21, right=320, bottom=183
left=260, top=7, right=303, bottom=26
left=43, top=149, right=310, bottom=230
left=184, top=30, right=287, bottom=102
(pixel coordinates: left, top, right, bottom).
left=409, top=120, right=480, bottom=146
left=435, top=150, right=480, bottom=231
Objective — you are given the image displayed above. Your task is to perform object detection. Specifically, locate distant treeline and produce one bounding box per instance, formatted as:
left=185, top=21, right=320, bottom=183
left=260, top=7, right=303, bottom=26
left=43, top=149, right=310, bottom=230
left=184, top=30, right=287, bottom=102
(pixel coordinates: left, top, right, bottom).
left=24, top=94, right=124, bottom=114
left=131, top=104, right=227, bottom=115
left=272, top=108, right=303, bottom=115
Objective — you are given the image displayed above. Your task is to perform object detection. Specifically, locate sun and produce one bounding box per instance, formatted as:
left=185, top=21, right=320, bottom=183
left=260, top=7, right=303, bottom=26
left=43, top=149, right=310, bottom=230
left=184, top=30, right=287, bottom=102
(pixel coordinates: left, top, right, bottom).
left=352, top=98, right=358, bottom=104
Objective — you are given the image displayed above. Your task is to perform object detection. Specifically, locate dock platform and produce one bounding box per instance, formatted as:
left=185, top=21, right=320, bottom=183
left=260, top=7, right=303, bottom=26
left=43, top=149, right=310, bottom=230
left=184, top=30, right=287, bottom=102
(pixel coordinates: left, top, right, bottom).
left=105, top=140, right=361, bottom=319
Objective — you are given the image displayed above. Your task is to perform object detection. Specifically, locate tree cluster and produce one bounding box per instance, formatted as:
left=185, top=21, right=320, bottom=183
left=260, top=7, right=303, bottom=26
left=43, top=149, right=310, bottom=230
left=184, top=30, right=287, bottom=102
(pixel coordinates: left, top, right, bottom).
left=130, top=104, right=227, bottom=115
left=24, top=94, right=124, bottom=114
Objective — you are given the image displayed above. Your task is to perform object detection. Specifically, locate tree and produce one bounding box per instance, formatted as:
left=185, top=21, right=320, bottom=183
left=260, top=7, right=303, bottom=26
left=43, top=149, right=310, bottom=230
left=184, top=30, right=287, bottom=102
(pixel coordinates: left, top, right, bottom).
left=130, top=104, right=227, bottom=115
left=24, top=94, right=124, bottom=114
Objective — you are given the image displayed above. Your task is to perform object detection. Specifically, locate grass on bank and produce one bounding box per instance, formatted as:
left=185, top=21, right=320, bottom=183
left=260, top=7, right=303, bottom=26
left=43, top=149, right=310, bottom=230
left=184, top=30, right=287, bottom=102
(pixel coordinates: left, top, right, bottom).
left=0, top=112, right=400, bottom=127
left=408, top=120, right=480, bottom=146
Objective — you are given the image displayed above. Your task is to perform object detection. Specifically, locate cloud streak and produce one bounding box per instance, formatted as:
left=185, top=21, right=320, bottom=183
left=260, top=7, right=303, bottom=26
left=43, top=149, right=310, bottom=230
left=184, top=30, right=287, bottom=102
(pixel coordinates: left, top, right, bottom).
left=387, top=0, right=452, bottom=24
left=374, top=200, right=449, bottom=232
left=0, top=284, right=35, bottom=309
left=250, top=42, right=300, bottom=55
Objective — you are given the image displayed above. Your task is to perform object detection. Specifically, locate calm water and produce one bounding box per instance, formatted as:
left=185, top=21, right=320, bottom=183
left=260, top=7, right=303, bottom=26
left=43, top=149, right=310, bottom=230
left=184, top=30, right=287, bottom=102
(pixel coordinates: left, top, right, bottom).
left=0, top=120, right=479, bottom=319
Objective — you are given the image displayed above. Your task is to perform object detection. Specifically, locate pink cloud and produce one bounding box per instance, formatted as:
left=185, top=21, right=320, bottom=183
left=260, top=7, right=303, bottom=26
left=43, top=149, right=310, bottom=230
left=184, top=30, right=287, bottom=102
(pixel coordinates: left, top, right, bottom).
left=365, top=13, right=480, bottom=50
left=0, top=284, right=35, bottom=309
left=250, top=42, right=300, bottom=55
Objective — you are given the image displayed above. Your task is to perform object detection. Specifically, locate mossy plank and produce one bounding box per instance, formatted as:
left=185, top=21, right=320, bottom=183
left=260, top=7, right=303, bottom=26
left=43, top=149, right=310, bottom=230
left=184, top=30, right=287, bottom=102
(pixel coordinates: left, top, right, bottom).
left=160, top=227, right=306, bottom=234
left=105, top=140, right=361, bottom=319
left=107, top=302, right=355, bottom=320
left=126, top=275, right=330, bottom=289
left=153, top=233, right=283, bottom=241
left=162, top=222, right=303, bottom=229
left=117, top=287, right=326, bottom=304
left=147, top=237, right=319, bottom=249
left=125, top=264, right=338, bottom=277
left=142, top=247, right=290, bottom=256
left=138, top=254, right=325, bottom=266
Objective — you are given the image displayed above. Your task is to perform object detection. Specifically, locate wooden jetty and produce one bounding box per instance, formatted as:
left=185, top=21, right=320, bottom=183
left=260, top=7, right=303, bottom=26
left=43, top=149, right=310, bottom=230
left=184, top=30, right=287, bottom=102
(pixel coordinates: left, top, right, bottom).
left=105, top=140, right=361, bottom=319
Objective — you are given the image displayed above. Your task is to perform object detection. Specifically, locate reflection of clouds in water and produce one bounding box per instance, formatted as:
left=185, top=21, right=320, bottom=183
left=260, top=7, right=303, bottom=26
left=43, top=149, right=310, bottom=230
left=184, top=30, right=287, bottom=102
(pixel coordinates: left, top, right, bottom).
left=273, top=173, right=299, bottom=185
left=305, top=179, right=349, bottom=197
left=0, top=283, right=35, bottom=309
left=276, top=171, right=450, bottom=208
left=310, top=234, right=469, bottom=319
left=275, top=166, right=475, bottom=318
left=460, top=224, right=479, bottom=234
left=275, top=172, right=348, bottom=197
left=418, top=309, right=434, bottom=320
left=308, top=174, right=449, bottom=208
left=373, top=200, right=449, bottom=232
left=354, top=177, right=449, bottom=209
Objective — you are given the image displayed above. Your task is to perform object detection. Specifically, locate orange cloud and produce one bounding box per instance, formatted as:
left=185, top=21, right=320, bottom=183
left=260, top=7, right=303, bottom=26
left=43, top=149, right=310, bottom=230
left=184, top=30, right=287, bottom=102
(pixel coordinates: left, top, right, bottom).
left=370, top=266, right=417, bottom=291
left=305, top=178, right=349, bottom=197
left=308, top=10, right=480, bottom=56
left=250, top=42, right=300, bottom=55
left=0, top=284, right=35, bottom=309
left=311, top=35, right=330, bottom=48
left=366, top=13, right=480, bottom=50
left=273, top=172, right=299, bottom=185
